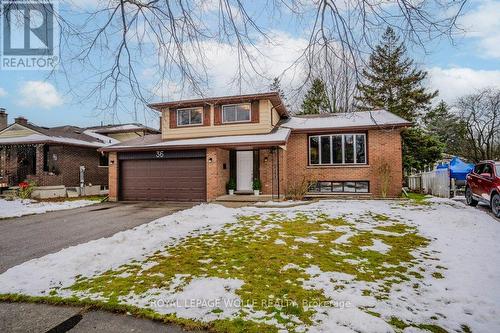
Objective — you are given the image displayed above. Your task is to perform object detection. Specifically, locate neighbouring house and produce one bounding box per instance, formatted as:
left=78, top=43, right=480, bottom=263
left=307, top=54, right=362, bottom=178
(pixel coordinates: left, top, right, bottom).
left=0, top=108, right=159, bottom=195
left=101, top=92, right=411, bottom=202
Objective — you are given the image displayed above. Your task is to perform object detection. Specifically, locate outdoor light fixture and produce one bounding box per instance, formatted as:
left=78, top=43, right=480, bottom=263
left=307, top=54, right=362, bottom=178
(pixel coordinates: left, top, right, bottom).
left=208, top=157, right=213, bottom=163
left=264, top=157, right=268, bottom=162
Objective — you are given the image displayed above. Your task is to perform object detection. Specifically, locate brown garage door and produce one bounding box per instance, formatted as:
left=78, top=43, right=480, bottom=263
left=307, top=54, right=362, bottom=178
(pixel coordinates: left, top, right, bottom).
left=119, top=157, right=206, bottom=201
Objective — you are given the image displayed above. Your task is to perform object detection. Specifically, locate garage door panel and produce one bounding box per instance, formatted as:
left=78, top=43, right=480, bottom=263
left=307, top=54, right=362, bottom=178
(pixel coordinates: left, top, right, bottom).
left=119, top=157, right=206, bottom=201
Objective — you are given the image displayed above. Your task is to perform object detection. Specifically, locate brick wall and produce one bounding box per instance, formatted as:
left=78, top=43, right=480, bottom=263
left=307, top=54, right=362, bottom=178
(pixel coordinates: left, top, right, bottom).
left=286, top=129, right=404, bottom=197
left=27, top=145, right=109, bottom=187
left=259, top=148, right=287, bottom=196
left=0, top=146, right=7, bottom=184
left=108, top=152, right=118, bottom=201
left=206, top=147, right=230, bottom=201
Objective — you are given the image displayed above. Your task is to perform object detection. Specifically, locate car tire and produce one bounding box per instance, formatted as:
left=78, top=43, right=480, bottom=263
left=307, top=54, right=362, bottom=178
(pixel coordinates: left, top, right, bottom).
left=465, top=187, right=478, bottom=207
left=492, top=193, right=500, bottom=218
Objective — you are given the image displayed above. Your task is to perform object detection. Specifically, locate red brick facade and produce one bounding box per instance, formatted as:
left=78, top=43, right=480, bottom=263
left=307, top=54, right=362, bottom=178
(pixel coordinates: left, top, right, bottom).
left=0, top=144, right=108, bottom=188
left=259, top=148, right=287, bottom=196
left=206, top=147, right=230, bottom=201
left=285, top=129, right=404, bottom=197
left=108, top=152, right=119, bottom=201
left=106, top=129, right=404, bottom=201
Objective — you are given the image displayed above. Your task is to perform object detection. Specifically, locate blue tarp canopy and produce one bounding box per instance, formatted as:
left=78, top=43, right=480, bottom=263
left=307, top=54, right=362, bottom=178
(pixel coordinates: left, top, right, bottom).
left=438, top=157, right=474, bottom=180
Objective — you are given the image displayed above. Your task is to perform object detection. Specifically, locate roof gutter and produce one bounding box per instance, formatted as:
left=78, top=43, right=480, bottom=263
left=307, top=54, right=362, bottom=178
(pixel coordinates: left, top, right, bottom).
left=0, top=140, right=104, bottom=149
left=286, top=122, right=411, bottom=133
left=99, top=139, right=289, bottom=153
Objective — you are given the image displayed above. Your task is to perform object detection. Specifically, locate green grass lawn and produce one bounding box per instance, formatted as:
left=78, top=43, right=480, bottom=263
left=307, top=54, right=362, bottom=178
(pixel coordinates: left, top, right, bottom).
left=29, top=207, right=449, bottom=332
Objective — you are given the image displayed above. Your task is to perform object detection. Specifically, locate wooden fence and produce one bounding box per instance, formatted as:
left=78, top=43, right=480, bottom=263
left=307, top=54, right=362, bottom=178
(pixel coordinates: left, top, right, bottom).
left=407, top=169, right=450, bottom=198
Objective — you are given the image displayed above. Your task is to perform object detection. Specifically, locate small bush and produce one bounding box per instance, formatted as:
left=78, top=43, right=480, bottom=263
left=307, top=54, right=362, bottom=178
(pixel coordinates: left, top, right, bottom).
left=377, top=160, right=392, bottom=198
left=18, top=181, right=36, bottom=199
left=286, top=177, right=309, bottom=200
left=226, top=178, right=236, bottom=191
left=252, top=179, right=261, bottom=191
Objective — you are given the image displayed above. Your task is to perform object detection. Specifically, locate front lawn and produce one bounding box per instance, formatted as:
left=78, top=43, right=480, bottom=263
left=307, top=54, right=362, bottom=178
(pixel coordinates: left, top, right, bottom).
left=0, top=198, right=498, bottom=332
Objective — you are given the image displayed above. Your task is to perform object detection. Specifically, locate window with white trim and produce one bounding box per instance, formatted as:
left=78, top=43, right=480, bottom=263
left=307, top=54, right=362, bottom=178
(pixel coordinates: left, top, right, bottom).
left=222, top=103, right=251, bottom=123
left=309, top=133, right=366, bottom=165
left=177, top=108, right=203, bottom=126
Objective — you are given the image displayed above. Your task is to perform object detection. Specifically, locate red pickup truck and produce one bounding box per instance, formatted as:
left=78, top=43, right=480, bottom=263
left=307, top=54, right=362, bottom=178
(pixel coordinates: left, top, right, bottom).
left=465, top=161, right=500, bottom=218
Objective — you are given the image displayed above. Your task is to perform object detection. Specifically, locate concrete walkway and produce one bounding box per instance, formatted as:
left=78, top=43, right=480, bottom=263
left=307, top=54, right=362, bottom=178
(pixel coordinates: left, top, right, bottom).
left=0, top=302, right=205, bottom=333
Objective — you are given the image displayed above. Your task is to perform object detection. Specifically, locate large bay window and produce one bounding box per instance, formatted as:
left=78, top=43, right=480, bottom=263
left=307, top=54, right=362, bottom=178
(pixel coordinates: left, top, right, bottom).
left=309, top=133, right=366, bottom=165
left=222, top=103, right=251, bottom=123
left=177, top=108, right=203, bottom=126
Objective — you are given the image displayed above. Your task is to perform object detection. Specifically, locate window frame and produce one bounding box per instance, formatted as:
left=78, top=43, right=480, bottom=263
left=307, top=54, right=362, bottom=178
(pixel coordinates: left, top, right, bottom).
left=308, top=133, right=367, bottom=166
left=308, top=180, right=370, bottom=193
left=43, top=144, right=50, bottom=172
left=176, top=107, right=204, bottom=127
left=98, top=153, right=109, bottom=168
left=221, top=103, right=252, bottom=124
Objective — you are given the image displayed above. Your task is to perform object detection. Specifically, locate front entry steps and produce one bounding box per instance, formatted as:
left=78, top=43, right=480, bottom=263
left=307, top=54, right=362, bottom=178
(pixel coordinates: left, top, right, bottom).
left=234, top=190, right=253, bottom=195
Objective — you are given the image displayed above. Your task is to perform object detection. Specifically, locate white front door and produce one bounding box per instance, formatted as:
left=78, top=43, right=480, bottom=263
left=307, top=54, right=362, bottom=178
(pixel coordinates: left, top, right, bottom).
left=236, top=151, right=253, bottom=191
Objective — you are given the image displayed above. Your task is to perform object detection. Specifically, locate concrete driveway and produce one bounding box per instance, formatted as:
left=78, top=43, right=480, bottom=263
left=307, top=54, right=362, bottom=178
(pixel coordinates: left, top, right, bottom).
left=0, top=201, right=200, bottom=333
left=0, top=201, right=195, bottom=273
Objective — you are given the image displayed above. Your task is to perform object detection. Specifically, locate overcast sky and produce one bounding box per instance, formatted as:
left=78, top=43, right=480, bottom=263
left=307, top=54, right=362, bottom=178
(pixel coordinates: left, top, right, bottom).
left=0, top=0, right=499, bottom=128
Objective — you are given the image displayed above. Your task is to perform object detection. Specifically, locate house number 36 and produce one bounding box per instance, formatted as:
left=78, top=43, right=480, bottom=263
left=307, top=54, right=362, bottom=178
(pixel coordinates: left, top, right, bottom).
left=155, top=151, right=164, bottom=158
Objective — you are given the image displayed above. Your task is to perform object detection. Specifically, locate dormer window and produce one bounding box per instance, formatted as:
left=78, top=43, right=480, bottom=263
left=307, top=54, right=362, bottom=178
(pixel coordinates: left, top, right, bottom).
left=222, top=103, right=251, bottom=123
left=177, top=108, right=203, bottom=126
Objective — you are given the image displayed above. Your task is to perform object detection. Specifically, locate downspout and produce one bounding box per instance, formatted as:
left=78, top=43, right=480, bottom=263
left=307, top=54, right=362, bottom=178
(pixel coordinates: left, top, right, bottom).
left=271, top=147, right=274, bottom=200
left=277, top=146, right=280, bottom=200
left=269, top=100, right=286, bottom=200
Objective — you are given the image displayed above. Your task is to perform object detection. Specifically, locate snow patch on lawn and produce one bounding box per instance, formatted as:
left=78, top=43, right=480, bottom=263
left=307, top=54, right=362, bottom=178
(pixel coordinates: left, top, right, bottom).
left=332, top=232, right=352, bottom=244
left=281, top=263, right=302, bottom=272
left=143, top=277, right=244, bottom=321
left=274, top=238, right=287, bottom=245
left=0, top=199, right=97, bottom=219
left=361, top=239, right=391, bottom=254
left=254, top=200, right=309, bottom=207
left=294, top=237, right=318, bottom=244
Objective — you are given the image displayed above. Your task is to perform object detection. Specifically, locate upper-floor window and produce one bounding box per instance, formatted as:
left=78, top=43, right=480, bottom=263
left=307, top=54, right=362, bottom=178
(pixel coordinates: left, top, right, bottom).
left=222, top=103, right=251, bottom=123
left=309, top=133, right=366, bottom=165
left=177, top=108, right=203, bottom=126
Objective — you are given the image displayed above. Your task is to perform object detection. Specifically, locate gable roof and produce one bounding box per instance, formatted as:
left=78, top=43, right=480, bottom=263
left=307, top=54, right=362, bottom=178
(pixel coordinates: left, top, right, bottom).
left=282, top=110, right=411, bottom=132
left=85, top=123, right=159, bottom=134
left=148, top=92, right=289, bottom=116
left=0, top=123, right=106, bottom=147
left=0, top=122, right=158, bottom=148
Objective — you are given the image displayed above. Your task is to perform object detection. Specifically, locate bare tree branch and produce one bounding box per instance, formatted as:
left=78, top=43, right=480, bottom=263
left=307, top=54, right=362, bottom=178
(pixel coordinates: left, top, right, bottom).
left=7, top=0, right=469, bottom=117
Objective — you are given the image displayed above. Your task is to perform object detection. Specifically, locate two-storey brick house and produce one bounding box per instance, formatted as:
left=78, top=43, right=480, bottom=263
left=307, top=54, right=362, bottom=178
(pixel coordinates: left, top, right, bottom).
left=102, top=92, right=410, bottom=202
